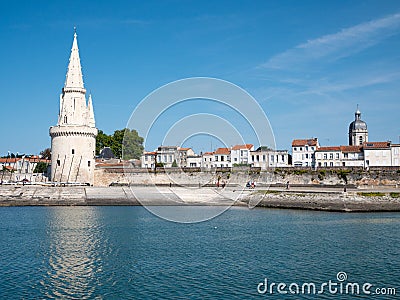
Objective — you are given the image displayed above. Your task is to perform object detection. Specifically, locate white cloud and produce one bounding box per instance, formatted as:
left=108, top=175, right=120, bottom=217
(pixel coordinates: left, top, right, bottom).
left=263, top=13, right=400, bottom=70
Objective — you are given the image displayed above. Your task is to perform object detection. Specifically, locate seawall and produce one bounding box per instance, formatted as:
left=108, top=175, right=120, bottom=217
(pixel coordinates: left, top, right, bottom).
left=1, top=185, right=400, bottom=212
left=93, top=167, right=400, bottom=187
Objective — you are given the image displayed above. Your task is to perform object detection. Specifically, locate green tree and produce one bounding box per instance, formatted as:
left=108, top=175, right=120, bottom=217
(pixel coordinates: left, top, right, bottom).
left=96, top=130, right=112, bottom=155
left=121, top=129, right=144, bottom=160
left=40, top=148, right=51, bottom=160
left=95, top=128, right=144, bottom=160
left=172, top=160, right=178, bottom=167
left=33, top=162, right=48, bottom=173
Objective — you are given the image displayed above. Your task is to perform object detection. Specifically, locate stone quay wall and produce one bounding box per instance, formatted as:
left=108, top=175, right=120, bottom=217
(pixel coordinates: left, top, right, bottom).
left=94, top=167, right=400, bottom=187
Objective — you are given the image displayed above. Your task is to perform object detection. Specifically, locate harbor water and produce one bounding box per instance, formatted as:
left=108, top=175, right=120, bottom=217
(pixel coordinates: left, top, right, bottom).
left=0, top=206, right=399, bottom=299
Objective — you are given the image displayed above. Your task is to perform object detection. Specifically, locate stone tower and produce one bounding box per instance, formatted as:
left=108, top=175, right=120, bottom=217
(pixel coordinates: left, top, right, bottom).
left=49, top=30, right=98, bottom=185
left=348, top=106, right=368, bottom=146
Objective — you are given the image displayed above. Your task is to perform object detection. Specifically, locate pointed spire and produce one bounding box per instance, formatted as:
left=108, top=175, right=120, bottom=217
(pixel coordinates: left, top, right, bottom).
left=64, top=29, right=84, bottom=90
left=87, top=94, right=95, bottom=127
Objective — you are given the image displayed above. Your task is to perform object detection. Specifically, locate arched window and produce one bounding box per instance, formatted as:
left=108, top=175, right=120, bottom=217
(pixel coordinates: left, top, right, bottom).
left=64, top=115, right=67, bottom=123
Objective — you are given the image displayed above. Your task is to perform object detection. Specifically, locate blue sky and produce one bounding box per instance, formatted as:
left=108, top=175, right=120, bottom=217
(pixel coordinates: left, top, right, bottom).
left=1, top=0, right=400, bottom=155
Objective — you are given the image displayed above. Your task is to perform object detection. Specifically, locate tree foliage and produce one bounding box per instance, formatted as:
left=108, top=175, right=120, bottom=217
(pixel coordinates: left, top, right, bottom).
left=96, top=128, right=144, bottom=160
left=40, top=148, right=51, bottom=160
left=33, top=162, right=48, bottom=173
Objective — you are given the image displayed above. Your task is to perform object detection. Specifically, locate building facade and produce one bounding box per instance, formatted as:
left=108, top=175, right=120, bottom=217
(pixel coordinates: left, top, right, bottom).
left=141, top=151, right=157, bottom=168
left=49, top=31, right=98, bottom=185
left=364, top=142, right=392, bottom=167
left=292, top=138, right=319, bottom=167
left=392, top=144, right=400, bottom=167
left=250, top=147, right=290, bottom=169
left=156, top=146, right=179, bottom=167
left=201, top=152, right=214, bottom=169
left=178, top=148, right=195, bottom=167
left=213, top=148, right=231, bottom=168
left=231, top=144, right=253, bottom=165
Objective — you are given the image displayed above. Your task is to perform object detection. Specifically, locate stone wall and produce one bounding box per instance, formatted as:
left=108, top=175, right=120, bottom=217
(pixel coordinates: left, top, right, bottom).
left=94, top=167, right=400, bottom=187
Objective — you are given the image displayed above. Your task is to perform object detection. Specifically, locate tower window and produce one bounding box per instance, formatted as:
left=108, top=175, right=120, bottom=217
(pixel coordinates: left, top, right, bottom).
left=359, top=136, right=363, bottom=145
left=88, top=161, right=91, bottom=167
left=72, top=149, right=75, bottom=154
left=64, top=115, right=67, bottom=123
left=57, top=159, right=60, bottom=166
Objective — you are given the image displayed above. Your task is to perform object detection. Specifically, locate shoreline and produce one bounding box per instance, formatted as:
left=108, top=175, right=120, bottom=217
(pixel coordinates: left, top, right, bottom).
left=0, top=185, right=400, bottom=212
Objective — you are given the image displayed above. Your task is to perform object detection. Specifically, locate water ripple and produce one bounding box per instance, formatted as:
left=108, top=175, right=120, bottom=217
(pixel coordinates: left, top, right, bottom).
left=0, top=207, right=400, bottom=298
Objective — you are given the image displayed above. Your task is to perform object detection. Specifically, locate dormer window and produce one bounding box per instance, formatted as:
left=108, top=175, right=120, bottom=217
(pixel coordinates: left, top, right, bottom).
left=64, top=115, right=67, bottom=123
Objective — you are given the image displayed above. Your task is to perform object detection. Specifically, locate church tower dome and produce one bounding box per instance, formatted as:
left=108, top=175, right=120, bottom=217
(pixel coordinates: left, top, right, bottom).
left=348, top=106, right=368, bottom=146
left=49, top=30, right=98, bottom=185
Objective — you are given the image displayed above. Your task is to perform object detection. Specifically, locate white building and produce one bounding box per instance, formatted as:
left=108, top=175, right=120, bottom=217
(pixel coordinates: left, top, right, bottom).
left=364, top=142, right=392, bottom=167
left=0, top=157, right=50, bottom=174
left=292, top=138, right=319, bottom=167
left=315, top=147, right=342, bottom=167
left=141, top=147, right=200, bottom=168
left=187, top=155, right=202, bottom=167
left=178, top=148, right=195, bottom=167
left=201, top=152, right=214, bottom=169
left=231, top=144, right=253, bottom=165
left=49, top=30, right=98, bottom=185
left=315, top=146, right=364, bottom=168
left=214, top=148, right=231, bottom=168
left=156, top=146, right=179, bottom=167
left=141, top=151, right=156, bottom=168
left=340, top=146, right=364, bottom=167
left=251, top=147, right=290, bottom=169
left=392, top=144, right=400, bottom=166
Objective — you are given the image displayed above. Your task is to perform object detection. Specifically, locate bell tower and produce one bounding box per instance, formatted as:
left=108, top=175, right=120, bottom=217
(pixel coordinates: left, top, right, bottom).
left=348, top=105, right=368, bottom=146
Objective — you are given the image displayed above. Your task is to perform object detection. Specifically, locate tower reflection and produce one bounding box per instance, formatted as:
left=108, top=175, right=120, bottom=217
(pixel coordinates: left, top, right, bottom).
left=41, top=207, right=103, bottom=299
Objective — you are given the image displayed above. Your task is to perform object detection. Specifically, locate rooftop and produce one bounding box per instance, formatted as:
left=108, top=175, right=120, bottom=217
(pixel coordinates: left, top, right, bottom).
left=316, top=146, right=341, bottom=152
left=363, top=142, right=391, bottom=149
left=232, top=144, right=253, bottom=150
left=214, top=148, right=230, bottom=155
left=292, top=138, right=318, bottom=147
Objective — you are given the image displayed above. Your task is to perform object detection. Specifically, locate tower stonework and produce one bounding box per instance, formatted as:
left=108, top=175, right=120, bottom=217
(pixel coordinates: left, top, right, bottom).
left=49, top=31, right=98, bottom=185
left=348, top=107, right=368, bottom=146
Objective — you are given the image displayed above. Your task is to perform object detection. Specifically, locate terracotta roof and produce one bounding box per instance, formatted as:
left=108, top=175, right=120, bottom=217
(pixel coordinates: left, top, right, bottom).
left=0, top=157, right=50, bottom=163
left=143, top=151, right=157, bottom=155
left=316, top=146, right=341, bottom=152
left=363, top=142, right=391, bottom=149
left=178, top=147, right=191, bottom=151
left=232, top=144, right=253, bottom=150
left=0, top=158, right=20, bottom=163
left=340, top=145, right=362, bottom=153
left=214, top=148, right=230, bottom=155
left=292, top=138, right=318, bottom=147
left=203, top=152, right=214, bottom=156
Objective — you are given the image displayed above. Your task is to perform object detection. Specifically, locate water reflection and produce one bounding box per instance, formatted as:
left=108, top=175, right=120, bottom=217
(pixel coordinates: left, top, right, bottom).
left=40, top=207, right=103, bottom=299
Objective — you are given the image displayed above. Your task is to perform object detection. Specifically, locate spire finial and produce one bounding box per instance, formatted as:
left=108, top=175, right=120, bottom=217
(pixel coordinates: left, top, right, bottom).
left=73, top=26, right=77, bottom=38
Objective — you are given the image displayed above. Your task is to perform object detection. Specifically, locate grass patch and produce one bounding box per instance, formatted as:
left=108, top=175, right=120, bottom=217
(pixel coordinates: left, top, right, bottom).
left=357, top=192, right=386, bottom=197
left=293, top=169, right=309, bottom=175
left=390, top=192, right=400, bottom=198
left=258, top=190, right=282, bottom=194
left=294, top=193, right=307, bottom=197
